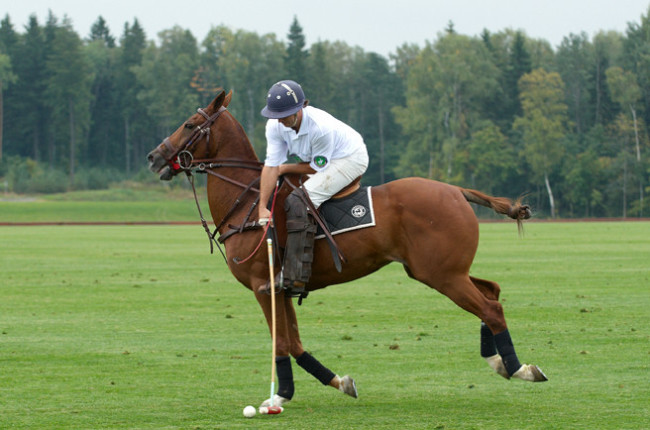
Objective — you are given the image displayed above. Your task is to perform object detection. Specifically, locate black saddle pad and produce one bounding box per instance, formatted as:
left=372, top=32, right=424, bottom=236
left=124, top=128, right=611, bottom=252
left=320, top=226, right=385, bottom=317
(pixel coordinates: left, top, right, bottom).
left=316, top=186, right=375, bottom=239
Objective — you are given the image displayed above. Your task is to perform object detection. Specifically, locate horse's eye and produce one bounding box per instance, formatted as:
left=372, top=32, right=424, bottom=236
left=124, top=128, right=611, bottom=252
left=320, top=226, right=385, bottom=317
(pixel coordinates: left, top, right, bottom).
left=184, top=123, right=195, bottom=129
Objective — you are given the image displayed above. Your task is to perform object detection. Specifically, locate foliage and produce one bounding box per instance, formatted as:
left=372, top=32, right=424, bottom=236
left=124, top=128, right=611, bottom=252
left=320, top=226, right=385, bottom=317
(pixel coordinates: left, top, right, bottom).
left=3, top=155, right=68, bottom=193
left=0, top=10, right=649, bottom=218
left=394, top=33, right=499, bottom=183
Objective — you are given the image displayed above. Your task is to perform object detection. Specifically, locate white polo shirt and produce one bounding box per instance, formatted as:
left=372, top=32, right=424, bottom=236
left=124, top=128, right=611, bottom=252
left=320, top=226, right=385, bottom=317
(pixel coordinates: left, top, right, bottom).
left=263, top=106, right=366, bottom=172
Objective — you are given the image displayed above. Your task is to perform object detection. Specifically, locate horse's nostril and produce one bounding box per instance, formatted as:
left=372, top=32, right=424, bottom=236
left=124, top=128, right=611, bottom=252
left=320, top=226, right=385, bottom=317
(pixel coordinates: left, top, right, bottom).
left=147, top=153, right=154, bottom=163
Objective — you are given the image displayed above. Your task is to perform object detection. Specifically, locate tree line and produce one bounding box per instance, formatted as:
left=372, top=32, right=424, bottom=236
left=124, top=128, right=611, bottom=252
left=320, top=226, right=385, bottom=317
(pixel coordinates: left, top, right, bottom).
left=0, top=10, right=648, bottom=218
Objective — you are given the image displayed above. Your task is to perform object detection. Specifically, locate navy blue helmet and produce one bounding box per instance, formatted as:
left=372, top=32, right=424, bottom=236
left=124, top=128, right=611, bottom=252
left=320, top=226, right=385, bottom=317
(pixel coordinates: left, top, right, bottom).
left=261, top=80, right=306, bottom=119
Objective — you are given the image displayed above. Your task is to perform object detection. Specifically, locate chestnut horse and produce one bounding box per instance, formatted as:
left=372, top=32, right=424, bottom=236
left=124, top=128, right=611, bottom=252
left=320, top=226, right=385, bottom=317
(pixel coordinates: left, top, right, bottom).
left=147, top=90, right=547, bottom=408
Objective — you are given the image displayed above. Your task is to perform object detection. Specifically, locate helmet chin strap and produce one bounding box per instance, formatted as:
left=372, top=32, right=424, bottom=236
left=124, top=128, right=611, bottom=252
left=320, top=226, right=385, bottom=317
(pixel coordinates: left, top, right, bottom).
left=288, top=112, right=299, bottom=128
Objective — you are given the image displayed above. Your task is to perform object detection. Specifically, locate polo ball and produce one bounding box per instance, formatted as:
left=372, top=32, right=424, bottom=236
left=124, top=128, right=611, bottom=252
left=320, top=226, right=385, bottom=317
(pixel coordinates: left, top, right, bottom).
left=243, top=405, right=256, bottom=418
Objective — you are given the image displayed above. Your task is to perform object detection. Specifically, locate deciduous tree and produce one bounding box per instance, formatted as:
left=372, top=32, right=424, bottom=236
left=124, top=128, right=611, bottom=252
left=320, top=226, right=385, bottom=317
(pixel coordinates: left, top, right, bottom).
left=514, top=69, right=569, bottom=218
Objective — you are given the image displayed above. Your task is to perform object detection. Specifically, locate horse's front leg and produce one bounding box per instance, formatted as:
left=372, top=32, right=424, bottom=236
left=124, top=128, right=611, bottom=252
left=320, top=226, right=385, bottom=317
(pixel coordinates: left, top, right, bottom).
left=281, top=294, right=358, bottom=399
left=254, top=289, right=298, bottom=407
left=254, top=290, right=358, bottom=409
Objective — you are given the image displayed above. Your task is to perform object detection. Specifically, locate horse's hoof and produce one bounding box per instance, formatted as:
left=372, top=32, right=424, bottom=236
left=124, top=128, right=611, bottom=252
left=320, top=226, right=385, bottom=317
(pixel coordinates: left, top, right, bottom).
left=339, top=375, right=358, bottom=398
left=530, top=365, right=548, bottom=382
left=512, top=364, right=548, bottom=382
left=485, top=354, right=510, bottom=379
left=259, top=394, right=290, bottom=408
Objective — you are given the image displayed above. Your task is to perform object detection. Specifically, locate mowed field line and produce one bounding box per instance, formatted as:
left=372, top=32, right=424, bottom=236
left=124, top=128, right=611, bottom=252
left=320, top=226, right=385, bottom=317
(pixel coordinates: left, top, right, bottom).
left=1, top=221, right=648, bottom=429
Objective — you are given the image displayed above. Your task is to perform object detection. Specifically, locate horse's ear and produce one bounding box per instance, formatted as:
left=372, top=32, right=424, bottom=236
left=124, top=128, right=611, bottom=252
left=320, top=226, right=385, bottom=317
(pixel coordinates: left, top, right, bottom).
left=224, top=90, right=233, bottom=107
left=210, top=89, right=226, bottom=111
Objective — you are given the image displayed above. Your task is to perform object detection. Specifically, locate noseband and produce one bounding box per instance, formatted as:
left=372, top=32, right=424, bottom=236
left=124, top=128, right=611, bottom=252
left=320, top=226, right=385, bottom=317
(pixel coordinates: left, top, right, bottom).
left=161, top=106, right=228, bottom=171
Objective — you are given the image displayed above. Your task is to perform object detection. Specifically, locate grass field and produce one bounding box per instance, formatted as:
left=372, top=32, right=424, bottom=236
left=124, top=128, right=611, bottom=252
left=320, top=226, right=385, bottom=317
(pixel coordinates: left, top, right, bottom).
left=0, top=186, right=204, bottom=223
left=1, top=198, right=649, bottom=428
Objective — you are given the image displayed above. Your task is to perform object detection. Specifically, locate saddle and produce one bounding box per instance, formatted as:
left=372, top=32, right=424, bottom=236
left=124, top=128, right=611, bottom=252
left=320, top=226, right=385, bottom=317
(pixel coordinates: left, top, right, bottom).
left=259, top=176, right=364, bottom=303
left=332, top=176, right=361, bottom=199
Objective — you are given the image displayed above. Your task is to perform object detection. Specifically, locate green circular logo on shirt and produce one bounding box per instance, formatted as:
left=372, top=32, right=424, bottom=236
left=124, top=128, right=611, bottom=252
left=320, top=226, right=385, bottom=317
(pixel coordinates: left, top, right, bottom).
left=314, top=156, right=328, bottom=167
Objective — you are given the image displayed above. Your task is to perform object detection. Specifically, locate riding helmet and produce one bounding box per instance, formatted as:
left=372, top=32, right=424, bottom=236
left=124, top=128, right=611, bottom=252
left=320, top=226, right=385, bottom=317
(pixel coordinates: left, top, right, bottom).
left=261, top=80, right=305, bottom=119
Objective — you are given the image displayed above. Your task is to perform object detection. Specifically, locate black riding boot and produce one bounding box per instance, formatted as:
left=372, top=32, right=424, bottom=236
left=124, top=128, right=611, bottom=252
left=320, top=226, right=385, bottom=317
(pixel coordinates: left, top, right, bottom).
left=282, top=191, right=316, bottom=296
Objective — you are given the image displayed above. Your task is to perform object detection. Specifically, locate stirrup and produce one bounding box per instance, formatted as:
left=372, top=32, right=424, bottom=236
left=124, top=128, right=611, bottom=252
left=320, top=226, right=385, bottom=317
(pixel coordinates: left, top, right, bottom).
left=258, top=273, right=309, bottom=300
left=283, top=280, right=308, bottom=299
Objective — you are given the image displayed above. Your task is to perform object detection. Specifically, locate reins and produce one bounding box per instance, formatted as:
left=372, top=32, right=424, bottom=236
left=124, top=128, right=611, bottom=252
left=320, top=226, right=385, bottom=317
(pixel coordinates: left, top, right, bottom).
left=182, top=159, right=264, bottom=265
left=232, top=182, right=280, bottom=265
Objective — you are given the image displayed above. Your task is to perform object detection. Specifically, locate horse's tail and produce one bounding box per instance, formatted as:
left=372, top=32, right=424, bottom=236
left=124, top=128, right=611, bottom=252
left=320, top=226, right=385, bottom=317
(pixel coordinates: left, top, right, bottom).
left=459, top=187, right=531, bottom=231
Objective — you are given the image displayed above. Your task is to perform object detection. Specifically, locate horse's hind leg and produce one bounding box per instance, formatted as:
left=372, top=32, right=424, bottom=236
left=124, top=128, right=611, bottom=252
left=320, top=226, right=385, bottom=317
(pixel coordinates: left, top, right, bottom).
left=469, top=277, right=508, bottom=378
left=416, top=272, right=547, bottom=382
left=468, top=276, right=547, bottom=382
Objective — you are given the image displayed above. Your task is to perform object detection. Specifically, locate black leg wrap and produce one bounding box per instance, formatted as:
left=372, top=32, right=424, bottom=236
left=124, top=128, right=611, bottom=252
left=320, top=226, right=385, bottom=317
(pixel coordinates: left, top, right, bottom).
left=296, top=351, right=335, bottom=386
left=480, top=322, right=497, bottom=358
left=494, top=329, right=522, bottom=376
left=276, top=356, right=294, bottom=400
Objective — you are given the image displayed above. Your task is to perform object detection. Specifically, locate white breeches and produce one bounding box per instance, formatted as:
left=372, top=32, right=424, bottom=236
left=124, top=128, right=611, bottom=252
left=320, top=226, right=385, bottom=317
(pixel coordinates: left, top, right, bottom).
left=303, top=147, right=369, bottom=208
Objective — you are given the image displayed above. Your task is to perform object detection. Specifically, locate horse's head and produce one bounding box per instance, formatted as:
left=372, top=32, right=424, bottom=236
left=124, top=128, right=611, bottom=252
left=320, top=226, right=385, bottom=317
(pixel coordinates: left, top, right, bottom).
left=147, top=89, right=232, bottom=180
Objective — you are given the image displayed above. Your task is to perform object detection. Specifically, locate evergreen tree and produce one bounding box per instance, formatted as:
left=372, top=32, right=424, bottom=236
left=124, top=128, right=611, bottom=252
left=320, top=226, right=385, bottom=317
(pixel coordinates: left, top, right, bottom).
left=0, top=52, right=16, bottom=161
left=355, top=52, right=402, bottom=185
left=285, top=16, right=308, bottom=83
left=0, top=15, right=21, bottom=160
left=86, top=17, right=120, bottom=168
left=89, top=16, right=115, bottom=47
left=116, top=19, right=149, bottom=173
left=505, top=31, right=532, bottom=120
left=556, top=33, right=593, bottom=136
left=480, top=30, right=532, bottom=134
left=306, top=41, right=332, bottom=109
left=9, top=15, right=47, bottom=161
left=591, top=31, right=621, bottom=126
left=43, top=16, right=93, bottom=184
left=0, top=15, right=19, bottom=54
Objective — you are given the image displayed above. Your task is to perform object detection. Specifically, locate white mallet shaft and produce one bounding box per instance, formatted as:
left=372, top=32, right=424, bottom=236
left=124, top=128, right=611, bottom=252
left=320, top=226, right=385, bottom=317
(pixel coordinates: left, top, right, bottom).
left=266, top=238, right=277, bottom=407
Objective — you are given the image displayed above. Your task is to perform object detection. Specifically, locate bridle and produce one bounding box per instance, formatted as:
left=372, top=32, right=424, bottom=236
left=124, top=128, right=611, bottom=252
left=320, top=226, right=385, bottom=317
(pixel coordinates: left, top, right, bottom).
left=157, top=105, right=266, bottom=262
left=159, top=105, right=264, bottom=187
left=160, top=106, right=228, bottom=172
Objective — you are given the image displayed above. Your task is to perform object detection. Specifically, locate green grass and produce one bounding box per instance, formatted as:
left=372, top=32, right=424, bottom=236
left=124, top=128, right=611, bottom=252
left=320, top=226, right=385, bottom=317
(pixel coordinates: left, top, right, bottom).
left=1, top=221, right=649, bottom=429
left=0, top=186, right=206, bottom=223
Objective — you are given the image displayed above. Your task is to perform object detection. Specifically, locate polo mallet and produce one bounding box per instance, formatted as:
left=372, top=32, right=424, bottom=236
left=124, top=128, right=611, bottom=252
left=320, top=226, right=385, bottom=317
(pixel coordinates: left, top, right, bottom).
left=261, top=238, right=283, bottom=415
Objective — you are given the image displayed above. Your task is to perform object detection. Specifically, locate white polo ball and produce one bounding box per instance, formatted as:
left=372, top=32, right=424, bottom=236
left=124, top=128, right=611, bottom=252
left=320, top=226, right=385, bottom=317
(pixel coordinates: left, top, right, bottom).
left=243, top=405, right=256, bottom=418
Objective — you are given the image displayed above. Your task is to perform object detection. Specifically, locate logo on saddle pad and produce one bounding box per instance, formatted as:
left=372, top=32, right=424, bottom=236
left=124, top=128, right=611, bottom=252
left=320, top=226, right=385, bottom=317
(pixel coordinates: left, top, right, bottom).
left=351, top=205, right=367, bottom=218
